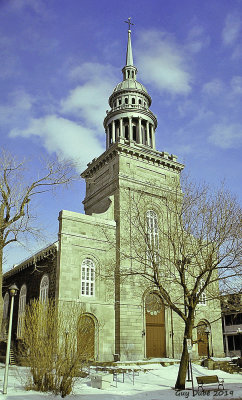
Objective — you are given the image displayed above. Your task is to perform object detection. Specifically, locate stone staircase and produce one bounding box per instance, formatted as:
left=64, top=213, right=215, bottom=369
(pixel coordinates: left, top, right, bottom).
left=203, top=359, right=242, bottom=374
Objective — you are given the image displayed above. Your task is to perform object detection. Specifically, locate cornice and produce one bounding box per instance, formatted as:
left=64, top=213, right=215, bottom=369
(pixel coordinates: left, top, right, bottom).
left=81, top=142, right=184, bottom=180
left=3, top=242, right=58, bottom=278
left=103, top=106, right=158, bottom=128
left=109, top=87, right=152, bottom=106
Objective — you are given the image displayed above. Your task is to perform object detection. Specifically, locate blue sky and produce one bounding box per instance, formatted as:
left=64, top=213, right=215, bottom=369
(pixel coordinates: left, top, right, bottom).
left=1, top=0, right=242, bottom=271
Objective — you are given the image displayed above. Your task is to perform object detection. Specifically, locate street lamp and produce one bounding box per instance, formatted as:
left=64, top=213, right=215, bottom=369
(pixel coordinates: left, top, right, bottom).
left=205, top=326, right=211, bottom=360
left=237, top=328, right=242, bottom=358
left=3, top=284, right=18, bottom=395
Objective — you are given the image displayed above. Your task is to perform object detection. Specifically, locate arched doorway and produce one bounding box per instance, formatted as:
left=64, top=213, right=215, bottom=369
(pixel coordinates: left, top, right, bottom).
left=145, top=293, right=166, bottom=358
left=77, top=314, right=95, bottom=360
left=197, top=320, right=210, bottom=356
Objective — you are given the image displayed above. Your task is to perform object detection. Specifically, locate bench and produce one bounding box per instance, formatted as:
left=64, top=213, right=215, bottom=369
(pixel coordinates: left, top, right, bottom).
left=196, top=375, right=224, bottom=391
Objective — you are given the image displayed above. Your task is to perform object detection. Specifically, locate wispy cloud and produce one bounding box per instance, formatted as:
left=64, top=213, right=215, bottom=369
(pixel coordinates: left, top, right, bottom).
left=0, top=90, right=35, bottom=125
left=209, top=123, right=242, bottom=149
left=7, top=61, right=118, bottom=168
left=6, top=0, right=46, bottom=14
left=202, top=79, right=225, bottom=96
left=9, top=115, right=104, bottom=171
left=61, top=62, right=117, bottom=131
left=185, top=25, right=210, bottom=53
left=135, top=29, right=192, bottom=95
left=222, top=13, right=241, bottom=46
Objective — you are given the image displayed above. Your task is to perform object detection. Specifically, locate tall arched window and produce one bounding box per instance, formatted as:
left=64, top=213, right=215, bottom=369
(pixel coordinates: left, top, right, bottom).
left=17, top=284, right=27, bottom=338
left=198, top=280, right=206, bottom=305
left=146, top=210, right=159, bottom=263
left=40, top=275, right=49, bottom=303
left=81, top=259, right=95, bottom=296
left=3, top=292, right=9, bottom=320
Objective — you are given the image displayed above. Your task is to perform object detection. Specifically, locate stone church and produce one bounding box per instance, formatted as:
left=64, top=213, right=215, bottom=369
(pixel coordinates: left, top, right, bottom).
left=2, top=24, right=224, bottom=362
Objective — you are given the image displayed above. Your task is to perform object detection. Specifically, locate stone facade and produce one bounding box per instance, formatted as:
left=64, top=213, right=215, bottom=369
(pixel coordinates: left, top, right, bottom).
left=2, top=24, right=224, bottom=362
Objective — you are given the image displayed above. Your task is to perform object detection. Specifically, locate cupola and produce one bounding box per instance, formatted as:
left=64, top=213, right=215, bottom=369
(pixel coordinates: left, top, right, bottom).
left=103, top=18, right=158, bottom=150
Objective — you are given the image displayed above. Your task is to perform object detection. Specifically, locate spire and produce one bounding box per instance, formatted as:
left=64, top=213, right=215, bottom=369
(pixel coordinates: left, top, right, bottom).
left=123, top=18, right=137, bottom=81
left=125, top=18, right=134, bottom=66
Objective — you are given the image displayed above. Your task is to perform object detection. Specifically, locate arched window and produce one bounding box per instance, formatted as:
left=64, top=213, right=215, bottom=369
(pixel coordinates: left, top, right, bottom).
left=146, top=210, right=159, bottom=262
left=132, top=98, right=135, bottom=105
left=125, top=97, right=128, bottom=104
left=198, top=280, right=206, bottom=305
left=40, top=275, right=49, bottom=303
left=81, top=259, right=95, bottom=296
left=3, top=292, right=9, bottom=320
left=17, top=284, right=27, bottom=338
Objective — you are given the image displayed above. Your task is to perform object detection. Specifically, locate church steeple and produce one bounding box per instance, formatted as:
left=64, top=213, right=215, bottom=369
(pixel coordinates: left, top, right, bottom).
left=122, top=18, right=137, bottom=81
left=126, top=27, right=133, bottom=66
left=103, top=18, right=158, bottom=151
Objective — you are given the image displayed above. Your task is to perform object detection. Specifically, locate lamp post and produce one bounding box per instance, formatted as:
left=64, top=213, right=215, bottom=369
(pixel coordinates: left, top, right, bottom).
left=237, top=328, right=242, bottom=358
left=3, top=284, right=18, bottom=395
left=205, top=326, right=211, bottom=360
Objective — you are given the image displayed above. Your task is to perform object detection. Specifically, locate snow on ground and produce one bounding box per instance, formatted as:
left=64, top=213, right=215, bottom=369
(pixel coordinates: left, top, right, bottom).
left=1, top=361, right=242, bottom=399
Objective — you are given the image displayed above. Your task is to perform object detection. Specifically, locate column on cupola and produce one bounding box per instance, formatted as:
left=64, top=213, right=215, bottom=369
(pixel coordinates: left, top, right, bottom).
left=129, top=117, right=132, bottom=141
left=138, top=117, right=142, bottom=144
left=120, top=118, right=124, bottom=139
left=112, top=120, right=115, bottom=143
left=146, top=121, right=150, bottom=146
left=106, top=128, right=109, bottom=149
left=151, top=124, right=155, bottom=149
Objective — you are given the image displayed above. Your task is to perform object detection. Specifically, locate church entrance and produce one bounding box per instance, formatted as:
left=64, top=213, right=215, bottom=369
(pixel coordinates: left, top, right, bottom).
left=145, top=293, right=166, bottom=358
left=77, top=314, right=95, bottom=360
left=197, top=320, right=209, bottom=356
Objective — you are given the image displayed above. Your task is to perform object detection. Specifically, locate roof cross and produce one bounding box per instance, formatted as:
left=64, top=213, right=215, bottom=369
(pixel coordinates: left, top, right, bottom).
left=125, top=17, right=134, bottom=31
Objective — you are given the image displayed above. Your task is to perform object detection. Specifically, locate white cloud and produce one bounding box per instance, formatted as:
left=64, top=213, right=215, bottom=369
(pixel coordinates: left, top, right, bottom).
left=135, top=30, right=192, bottom=95
left=209, top=123, right=242, bottom=149
left=61, top=62, right=117, bottom=130
left=222, top=13, right=241, bottom=46
left=7, top=0, right=45, bottom=14
left=202, top=79, right=225, bottom=96
left=230, top=76, right=242, bottom=95
left=9, top=115, right=104, bottom=170
left=0, top=90, right=34, bottom=125
left=6, top=62, right=118, bottom=167
left=186, top=25, right=210, bottom=53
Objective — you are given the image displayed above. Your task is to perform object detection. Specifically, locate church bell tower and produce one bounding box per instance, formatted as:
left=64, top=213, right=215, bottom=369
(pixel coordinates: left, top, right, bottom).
left=103, top=18, right=157, bottom=151
left=81, top=19, right=184, bottom=361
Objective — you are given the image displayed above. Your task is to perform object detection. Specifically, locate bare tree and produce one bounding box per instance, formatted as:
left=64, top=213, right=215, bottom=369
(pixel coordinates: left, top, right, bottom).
left=19, top=299, right=95, bottom=398
left=106, top=177, right=242, bottom=390
left=0, top=148, right=77, bottom=327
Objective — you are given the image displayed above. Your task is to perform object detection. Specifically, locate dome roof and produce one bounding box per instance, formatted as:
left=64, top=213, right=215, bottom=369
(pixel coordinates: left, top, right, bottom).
left=113, top=79, right=148, bottom=94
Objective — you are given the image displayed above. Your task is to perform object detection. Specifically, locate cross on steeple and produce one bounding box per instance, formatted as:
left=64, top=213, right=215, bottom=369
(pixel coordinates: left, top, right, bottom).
left=125, top=17, right=134, bottom=31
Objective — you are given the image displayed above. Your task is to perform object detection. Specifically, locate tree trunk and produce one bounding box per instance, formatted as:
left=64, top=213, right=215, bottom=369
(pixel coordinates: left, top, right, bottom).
left=175, top=314, right=194, bottom=389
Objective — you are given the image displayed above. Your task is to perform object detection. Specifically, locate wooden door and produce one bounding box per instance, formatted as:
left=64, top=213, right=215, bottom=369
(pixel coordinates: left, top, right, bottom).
left=197, top=322, right=208, bottom=356
left=77, top=315, right=95, bottom=360
left=145, top=294, right=166, bottom=358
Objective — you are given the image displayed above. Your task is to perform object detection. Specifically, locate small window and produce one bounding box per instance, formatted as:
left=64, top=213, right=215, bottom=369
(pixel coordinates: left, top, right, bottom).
left=81, top=259, right=95, bottom=296
left=40, top=275, right=49, bottom=303
left=3, top=292, right=9, bottom=320
left=198, top=280, right=206, bottom=305
left=17, top=284, right=27, bottom=338
left=125, top=98, right=128, bottom=104
left=119, top=99, right=121, bottom=105
left=132, top=98, right=135, bottom=105
left=139, top=99, right=142, bottom=105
